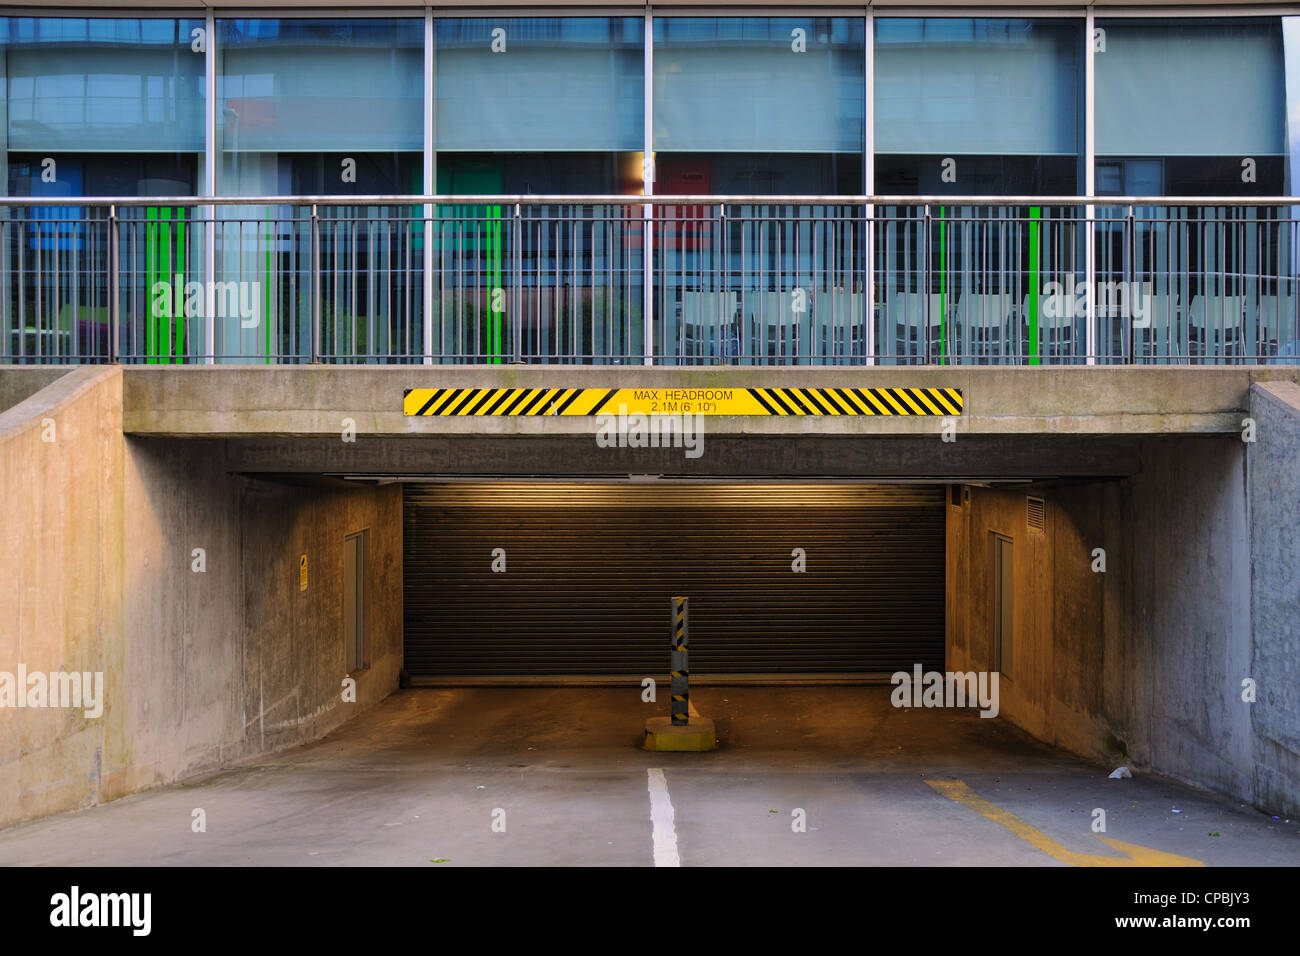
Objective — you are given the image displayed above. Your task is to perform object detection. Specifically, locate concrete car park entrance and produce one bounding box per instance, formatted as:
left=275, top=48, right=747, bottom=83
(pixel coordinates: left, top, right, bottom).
left=3, top=365, right=1299, bottom=860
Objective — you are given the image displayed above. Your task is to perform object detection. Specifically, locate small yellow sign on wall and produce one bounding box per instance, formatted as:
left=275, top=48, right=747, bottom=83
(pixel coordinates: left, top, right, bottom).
left=299, top=554, right=308, bottom=592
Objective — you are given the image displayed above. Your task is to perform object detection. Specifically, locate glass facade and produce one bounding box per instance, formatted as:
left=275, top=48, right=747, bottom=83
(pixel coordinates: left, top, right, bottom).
left=213, top=18, right=423, bottom=362
left=3, top=13, right=1296, bottom=201
left=0, top=18, right=205, bottom=362
left=1, top=12, right=1298, bottom=368
left=217, top=18, right=423, bottom=197
left=1096, top=18, right=1285, bottom=196
left=875, top=18, right=1083, bottom=196
left=1091, top=20, right=1291, bottom=363
left=654, top=17, right=864, bottom=195
left=435, top=17, right=642, bottom=195
left=1, top=17, right=205, bottom=195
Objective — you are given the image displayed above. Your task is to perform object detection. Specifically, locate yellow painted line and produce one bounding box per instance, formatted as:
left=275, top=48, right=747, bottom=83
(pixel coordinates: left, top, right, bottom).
left=927, top=780, right=1205, bottom=867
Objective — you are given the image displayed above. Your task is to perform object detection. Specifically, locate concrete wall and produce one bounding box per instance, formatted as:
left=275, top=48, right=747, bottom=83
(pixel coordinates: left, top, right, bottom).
left=123, top=366, right=1300, bottom=439
left=949, top=431, right=1297, bottom=815
left=1247, top=383, right=1300, bottom=815
left=0, top=368, right=70, bottom=413
left=0, top=369, right=403, bottom=829
left=0, top=368, right=128, bottom=825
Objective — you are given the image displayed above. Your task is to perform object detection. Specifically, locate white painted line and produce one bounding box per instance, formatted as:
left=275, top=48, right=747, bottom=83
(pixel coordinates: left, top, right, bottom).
left=646, top=768, right=680, bottom=867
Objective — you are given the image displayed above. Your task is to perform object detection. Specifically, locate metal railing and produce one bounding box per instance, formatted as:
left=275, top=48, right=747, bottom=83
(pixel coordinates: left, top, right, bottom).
left=2, top=194, right=1298, bottom=366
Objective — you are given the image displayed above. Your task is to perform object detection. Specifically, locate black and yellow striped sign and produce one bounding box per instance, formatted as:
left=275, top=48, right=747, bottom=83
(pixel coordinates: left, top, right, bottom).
left=403, top=386, right=963, bottom=417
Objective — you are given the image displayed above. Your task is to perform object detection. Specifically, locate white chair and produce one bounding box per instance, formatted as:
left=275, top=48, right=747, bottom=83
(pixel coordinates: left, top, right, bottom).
left=1188, top=294, right=1244, bottom=363
left=957, top=293, right=1009, bottom=362
left=926, top=293, right=958, bottom=363
left=877, top=292, right=926, bottom=362
left=1255, top=293, right=1296, bottom=360
left=1134, top=292, right=1178, bottom=363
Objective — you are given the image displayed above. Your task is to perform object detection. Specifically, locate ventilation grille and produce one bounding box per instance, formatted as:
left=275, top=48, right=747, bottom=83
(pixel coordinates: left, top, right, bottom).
left=1026, top=496, right=1047, bottom=533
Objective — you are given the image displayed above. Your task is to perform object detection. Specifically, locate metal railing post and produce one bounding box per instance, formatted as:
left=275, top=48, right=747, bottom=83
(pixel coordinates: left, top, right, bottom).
left=717, top=203, right=727, bottom=364
left=108, top=205, right=119, bottom=363
left=513, top=202, right=522, bottom=363
left=923, top=204, right=932, bottom=365
left=1126, top=203, right=1136, bottom=364
left=310, top=203, right=320, bottom=363
left=642, top=9, right=654, bottom=368
left=203, top=9, right=216, bottom=364
left=670, top=596, right=689, bottom=726
left=643, top=203, right=654, bottom=366
left=865, top=202, right=876, bottom=366
left=1086, top=206, right=1097, bottom=365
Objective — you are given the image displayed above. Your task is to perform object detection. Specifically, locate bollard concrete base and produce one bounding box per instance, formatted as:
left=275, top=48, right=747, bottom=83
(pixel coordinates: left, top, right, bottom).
left=643, top=716, right=718, bottom=752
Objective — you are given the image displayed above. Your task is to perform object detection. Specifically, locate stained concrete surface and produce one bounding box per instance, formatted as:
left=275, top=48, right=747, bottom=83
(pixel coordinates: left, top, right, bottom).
left=0, top=688, right=1296, bottom=867
left=0, top=364, right=404, bottom=829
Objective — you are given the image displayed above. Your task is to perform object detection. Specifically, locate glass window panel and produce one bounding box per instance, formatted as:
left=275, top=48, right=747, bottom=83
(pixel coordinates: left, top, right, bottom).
left=653, top=17, right=864, bottom=154
left=434, top=17, right=643, bottom=152
left=217, top=18, right=423, bottom=154
left=1096, top=19, right=1284, bottom=158
left=875, top=18, right=1082, bottom=157
left=1, top=17, right=205, bottom=152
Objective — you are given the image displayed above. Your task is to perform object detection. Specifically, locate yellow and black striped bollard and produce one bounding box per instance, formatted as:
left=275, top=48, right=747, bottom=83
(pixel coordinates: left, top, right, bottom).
left=671, top=596, right=689, bottom=726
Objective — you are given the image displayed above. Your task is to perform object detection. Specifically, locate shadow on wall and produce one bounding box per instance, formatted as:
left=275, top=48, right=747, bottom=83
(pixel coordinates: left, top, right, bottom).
left=948, top=422, right=1300, bottom=817
left=0, top=368, right=403, bottom=829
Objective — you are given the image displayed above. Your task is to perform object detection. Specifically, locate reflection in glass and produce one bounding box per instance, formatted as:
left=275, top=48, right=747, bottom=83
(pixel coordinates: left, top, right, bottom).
left=874, top=18, right=1083, bottom=196
left=0, top=17, right=204, bottom=363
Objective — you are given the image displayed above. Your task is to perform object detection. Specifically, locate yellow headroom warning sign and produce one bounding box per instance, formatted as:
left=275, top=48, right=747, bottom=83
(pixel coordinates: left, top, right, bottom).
left=403, top=387, right=962, bottom=417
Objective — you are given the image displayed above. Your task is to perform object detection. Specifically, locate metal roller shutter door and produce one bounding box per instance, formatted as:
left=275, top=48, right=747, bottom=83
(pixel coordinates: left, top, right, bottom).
left=403, top=482, right=945, bottom=676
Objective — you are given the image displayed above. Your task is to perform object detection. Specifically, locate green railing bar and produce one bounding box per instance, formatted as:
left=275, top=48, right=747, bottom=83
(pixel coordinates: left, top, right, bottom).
left=265, top=205, right=272, bottom=365
left=174, top=208, right=186, bottom=361
left=160, top=209, right=172, bottom=362
left=146, top=207, right=157, bottom=365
